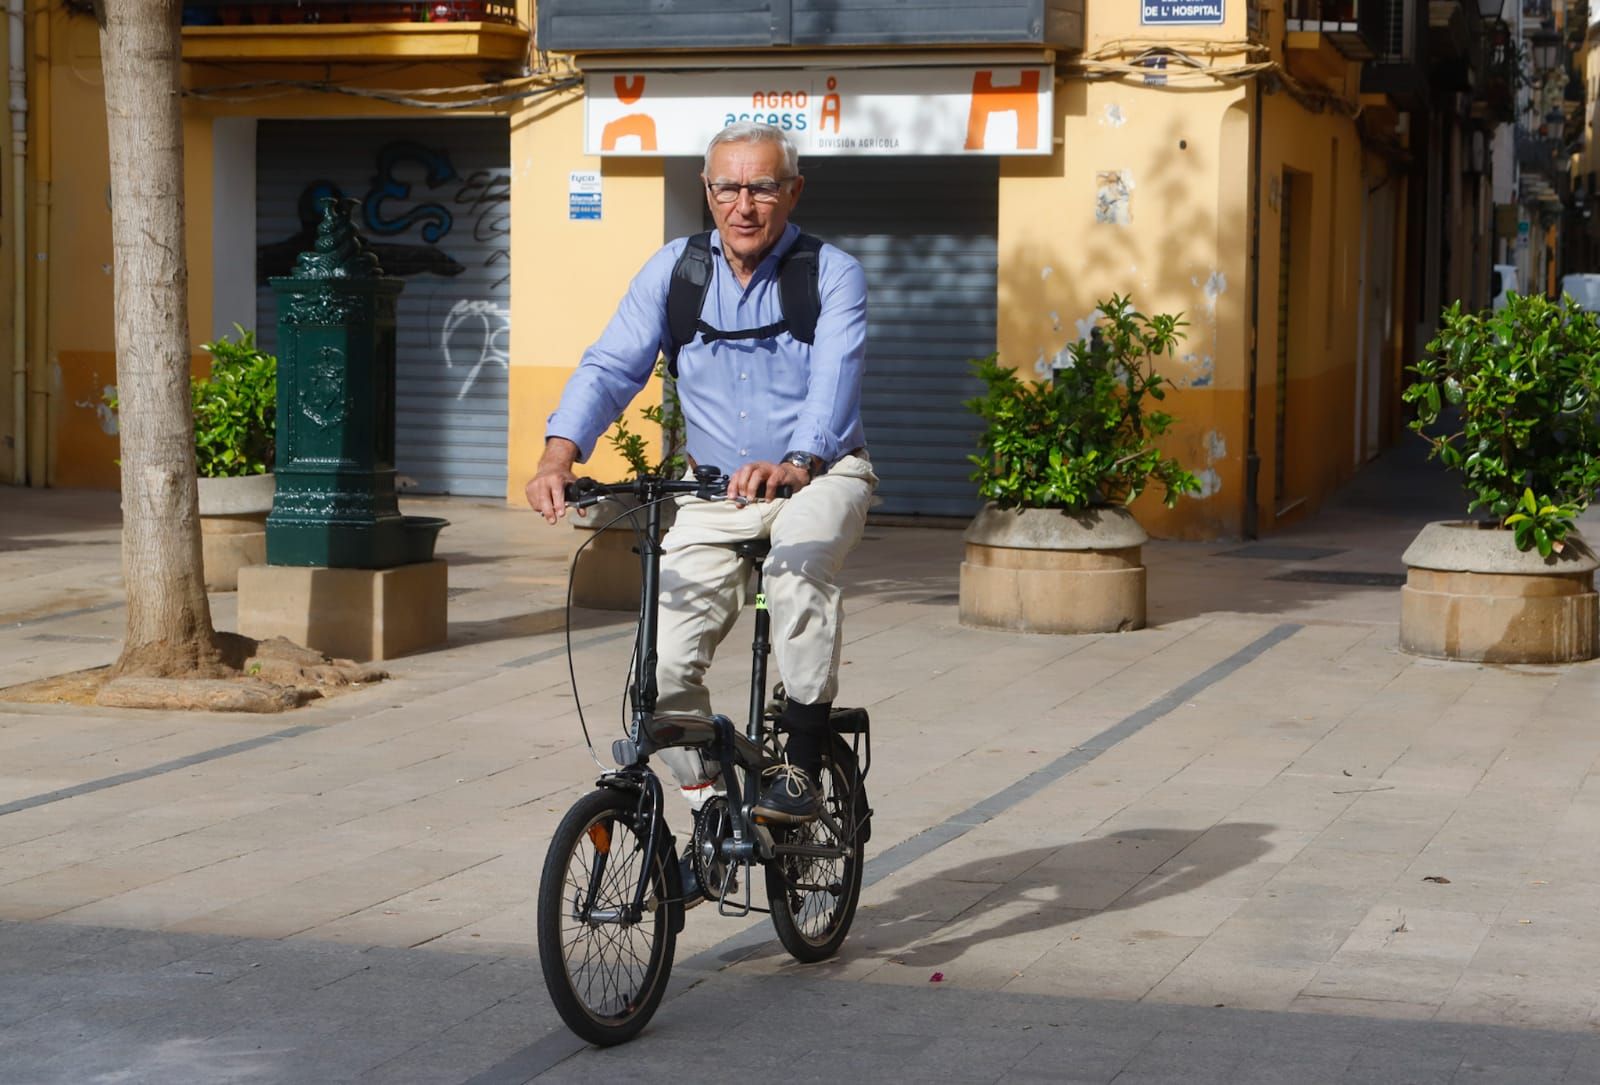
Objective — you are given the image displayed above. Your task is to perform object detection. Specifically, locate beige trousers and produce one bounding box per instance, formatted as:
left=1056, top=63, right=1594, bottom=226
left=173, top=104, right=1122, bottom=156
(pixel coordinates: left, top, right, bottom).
left=653, top=453, right=877, bottom=797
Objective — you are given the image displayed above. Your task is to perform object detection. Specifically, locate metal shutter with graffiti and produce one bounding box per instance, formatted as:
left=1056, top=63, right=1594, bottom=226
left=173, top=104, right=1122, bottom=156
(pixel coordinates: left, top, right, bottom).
left=255, top=118, right=511, bottom=498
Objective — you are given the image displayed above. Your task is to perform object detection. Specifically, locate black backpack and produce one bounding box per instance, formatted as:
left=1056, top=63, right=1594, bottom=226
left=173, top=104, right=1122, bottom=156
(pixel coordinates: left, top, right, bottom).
left=662, top=230, right=824, bottom=378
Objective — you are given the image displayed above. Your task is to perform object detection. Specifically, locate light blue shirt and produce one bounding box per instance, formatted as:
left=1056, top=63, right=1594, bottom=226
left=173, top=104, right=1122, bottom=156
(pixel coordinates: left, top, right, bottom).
left=545, top=224, right=868, bottom=472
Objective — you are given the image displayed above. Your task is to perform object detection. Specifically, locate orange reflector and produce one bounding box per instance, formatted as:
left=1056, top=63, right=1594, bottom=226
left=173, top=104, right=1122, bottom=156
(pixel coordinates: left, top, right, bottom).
left=587, top=823, right=612, bottom=854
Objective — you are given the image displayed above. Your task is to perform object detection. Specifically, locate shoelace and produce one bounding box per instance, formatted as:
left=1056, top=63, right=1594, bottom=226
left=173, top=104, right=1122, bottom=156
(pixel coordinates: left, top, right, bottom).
left=762, top=760, right=812, bottom=799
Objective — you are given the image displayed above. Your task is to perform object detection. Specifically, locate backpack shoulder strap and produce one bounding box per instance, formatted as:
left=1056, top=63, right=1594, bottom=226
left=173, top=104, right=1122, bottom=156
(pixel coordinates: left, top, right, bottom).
left=663, top=231, right=715, bottom=377
left=777, top=233, right=824, bottom=346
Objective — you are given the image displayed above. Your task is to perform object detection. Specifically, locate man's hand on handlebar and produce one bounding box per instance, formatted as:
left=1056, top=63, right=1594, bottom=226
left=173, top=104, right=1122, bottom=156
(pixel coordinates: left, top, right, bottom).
left=525, top=437, right=584, bottom=524
left=728, top=460, right=808, bottom=504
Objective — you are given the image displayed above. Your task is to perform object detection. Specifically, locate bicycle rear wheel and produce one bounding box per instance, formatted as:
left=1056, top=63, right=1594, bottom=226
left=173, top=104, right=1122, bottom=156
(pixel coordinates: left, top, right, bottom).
left=764, top=741, right=867, bottom=963
left=537, top=787, right=678, bottom=1045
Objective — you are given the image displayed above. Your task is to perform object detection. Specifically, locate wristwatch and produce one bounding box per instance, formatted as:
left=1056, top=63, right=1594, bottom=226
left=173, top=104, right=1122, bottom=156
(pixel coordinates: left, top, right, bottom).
left=782, top=450, right=820, bottom=480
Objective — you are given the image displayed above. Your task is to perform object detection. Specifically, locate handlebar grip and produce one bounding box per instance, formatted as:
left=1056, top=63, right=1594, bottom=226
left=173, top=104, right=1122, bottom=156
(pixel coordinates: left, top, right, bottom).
left=563, top=478, right=603, bottom=504
left=753, top=482, right=795, bottom=501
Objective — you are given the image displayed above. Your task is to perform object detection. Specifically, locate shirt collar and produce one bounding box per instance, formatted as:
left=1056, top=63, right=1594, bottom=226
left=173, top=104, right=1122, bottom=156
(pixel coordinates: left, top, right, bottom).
left=707, top=223, right=801, bottom=280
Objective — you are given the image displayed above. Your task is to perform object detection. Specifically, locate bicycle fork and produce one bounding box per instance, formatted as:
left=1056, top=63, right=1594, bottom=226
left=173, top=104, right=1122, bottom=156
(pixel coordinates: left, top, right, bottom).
left=572, top=772, right=671, bottom=928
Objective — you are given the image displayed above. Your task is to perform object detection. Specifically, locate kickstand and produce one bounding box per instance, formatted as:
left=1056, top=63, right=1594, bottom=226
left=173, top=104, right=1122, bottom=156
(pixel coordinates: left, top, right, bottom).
left=716, top=859, right=754, bottom=918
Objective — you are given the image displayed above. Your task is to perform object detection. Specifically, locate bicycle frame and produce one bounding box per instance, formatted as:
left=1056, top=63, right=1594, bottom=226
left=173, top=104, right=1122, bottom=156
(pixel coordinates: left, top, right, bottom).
left=570, top=470, right=863, bottom=918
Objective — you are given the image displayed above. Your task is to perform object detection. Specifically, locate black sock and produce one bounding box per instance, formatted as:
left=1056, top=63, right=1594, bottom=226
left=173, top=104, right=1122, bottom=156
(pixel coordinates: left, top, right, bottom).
left=778, top=699, right=831, bottom=780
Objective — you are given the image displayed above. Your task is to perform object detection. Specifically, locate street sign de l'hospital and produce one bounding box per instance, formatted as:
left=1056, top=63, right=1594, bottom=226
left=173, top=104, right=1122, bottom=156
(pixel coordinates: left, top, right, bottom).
left=1142, top=0, right=1225, bottom=24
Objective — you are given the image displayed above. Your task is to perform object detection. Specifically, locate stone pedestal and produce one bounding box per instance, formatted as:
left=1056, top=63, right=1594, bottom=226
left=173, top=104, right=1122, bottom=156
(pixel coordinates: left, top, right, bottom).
left=1400, top=521, right=1598, bottom=663
left=237, top=560, right=447, bottom=661
left=959, top=503, right=1148, bottom=634
left=198, top=473, right=275, bottom=592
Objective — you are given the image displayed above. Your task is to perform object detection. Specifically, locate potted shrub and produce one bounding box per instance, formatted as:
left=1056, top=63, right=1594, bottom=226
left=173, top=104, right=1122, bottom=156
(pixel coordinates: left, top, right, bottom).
left=570, top=362, right=686, bottom=610
left=193, top=327, right=277, bottom=591
left=1398, top=293, right=1600, bottom=662
left=112, top=327, right=277, bottom=590
left=959, top=294, right=1200, bottom=633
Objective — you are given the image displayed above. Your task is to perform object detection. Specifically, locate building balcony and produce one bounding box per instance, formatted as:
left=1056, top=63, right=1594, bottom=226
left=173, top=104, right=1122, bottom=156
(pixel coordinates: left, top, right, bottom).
left=1285, top=0, right=1385, bottom=60
left=180, top=1, right=529, bottom=63
left=1517, top=129, right=1564, bottom=175
left=1359, top=0, right=1427, bottom=108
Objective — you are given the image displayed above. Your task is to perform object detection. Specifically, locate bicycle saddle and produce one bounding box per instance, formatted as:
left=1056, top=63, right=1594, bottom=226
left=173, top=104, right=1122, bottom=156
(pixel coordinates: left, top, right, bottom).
left=732, top=539, right=772, bottom=562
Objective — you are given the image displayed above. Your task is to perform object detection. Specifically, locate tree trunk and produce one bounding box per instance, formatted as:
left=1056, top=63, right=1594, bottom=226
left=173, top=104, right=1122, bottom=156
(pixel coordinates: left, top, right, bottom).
left=99, top=0, right=224, bottom=678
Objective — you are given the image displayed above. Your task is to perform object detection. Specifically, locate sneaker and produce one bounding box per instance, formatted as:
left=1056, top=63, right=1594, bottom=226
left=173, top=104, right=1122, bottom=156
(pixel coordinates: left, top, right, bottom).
left=751, top=763, right=820, bottom=824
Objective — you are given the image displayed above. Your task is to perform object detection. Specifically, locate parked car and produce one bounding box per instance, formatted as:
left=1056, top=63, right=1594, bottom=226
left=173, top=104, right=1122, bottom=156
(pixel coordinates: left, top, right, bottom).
left=1558, top=273, right=1600, bottom=313
left=1492, top=263, right=1518, bottom=310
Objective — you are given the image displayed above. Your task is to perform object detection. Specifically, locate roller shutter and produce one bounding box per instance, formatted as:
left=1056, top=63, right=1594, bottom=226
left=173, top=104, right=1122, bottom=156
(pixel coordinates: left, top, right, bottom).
left=794, top=157, right=998, bottom=517
left=255, top=119, right=511, bottom=497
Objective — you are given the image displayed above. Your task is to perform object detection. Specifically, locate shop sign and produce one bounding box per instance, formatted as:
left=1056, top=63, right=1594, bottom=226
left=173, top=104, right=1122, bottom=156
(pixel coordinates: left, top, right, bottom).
left=584, top=66, right=1052, bottom=157
left=1142, top=0, right=1225, bottom=24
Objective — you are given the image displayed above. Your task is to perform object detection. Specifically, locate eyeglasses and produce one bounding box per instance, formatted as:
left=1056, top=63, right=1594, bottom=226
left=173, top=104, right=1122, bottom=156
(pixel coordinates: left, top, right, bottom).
left=705, top=179, right=794, bottom=204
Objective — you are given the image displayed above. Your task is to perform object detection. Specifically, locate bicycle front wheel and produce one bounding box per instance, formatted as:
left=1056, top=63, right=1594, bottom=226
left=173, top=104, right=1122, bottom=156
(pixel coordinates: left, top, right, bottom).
left=537, top=787, right=677, bottom=1046
left=765, top=741, right=867, bottom=963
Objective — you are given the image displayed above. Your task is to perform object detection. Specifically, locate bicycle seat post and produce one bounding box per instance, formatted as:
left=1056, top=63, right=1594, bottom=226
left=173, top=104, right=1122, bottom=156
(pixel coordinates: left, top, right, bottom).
left=738, top=539, right=774, bottom=744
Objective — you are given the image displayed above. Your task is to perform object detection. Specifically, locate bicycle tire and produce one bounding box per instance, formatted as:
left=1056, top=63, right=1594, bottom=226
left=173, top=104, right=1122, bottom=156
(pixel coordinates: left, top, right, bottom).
left=537, top=787, right=678, bottom=1045
left=764, top=740, right=867, bottom=963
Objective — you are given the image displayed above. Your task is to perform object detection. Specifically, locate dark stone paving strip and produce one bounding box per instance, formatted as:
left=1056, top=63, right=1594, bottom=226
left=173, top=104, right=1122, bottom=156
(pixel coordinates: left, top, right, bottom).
left=0, top=725, right=319, bottom=817
left=3, top=599, right=125, bottom=630
left=498, top=627, right=634, bottom=669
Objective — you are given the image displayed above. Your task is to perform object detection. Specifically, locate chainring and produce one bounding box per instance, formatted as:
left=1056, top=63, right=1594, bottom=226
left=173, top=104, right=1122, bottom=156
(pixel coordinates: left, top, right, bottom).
left=691, top=795, right=733, bottom=901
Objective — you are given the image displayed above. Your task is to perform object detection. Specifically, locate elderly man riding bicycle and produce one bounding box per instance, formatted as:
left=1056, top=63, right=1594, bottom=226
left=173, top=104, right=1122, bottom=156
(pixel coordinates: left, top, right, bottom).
left=526, top=120, right=876, bottom=853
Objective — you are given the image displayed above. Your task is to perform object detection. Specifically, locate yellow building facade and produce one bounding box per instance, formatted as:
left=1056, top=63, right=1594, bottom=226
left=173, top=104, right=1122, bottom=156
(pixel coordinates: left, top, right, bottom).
left=518, top=2, right=1408, bottom=538
left=10, top=1, right=1413, bottom=541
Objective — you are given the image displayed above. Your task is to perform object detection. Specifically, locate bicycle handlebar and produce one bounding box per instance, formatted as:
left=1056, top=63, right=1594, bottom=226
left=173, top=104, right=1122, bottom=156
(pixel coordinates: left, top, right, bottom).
left=563, top=465, right=791, bottom=508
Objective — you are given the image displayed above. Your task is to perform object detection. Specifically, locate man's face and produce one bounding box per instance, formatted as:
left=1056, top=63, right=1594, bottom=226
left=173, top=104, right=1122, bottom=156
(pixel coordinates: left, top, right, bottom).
left=703, top=140, right=804, bottom=273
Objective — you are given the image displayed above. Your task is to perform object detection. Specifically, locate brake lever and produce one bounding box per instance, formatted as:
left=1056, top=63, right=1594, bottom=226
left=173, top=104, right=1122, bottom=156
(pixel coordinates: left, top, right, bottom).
left=563, top=478, right=604, bottom=508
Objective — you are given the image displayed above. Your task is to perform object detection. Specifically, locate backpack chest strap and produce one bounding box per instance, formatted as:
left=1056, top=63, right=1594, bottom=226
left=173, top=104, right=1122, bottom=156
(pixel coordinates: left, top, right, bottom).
left=695, top=318, right=791, bottom=345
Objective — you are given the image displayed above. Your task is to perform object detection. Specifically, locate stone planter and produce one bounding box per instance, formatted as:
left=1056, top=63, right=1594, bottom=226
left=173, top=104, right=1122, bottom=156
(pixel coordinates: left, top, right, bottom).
left=959, top=503, right=1148, bottom=634
left=570, top=496, right=678, bottom=611
left=1400, top=521, right=1599, bottom=663
left=197, top=473, right=274, bottom=592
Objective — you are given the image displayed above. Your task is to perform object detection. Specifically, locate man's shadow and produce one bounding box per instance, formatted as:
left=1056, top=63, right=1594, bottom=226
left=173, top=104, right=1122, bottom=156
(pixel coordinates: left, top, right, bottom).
left=758, top=823, right=1277, bottom=969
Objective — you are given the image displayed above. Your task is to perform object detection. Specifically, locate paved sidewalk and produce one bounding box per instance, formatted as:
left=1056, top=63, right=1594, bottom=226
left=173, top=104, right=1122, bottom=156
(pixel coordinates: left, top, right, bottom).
left=4, top=450, right=1600, bottom=1083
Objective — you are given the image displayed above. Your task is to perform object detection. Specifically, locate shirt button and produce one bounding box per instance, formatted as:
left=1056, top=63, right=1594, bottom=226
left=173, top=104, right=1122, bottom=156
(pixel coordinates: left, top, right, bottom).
left=739, top=448, right=749, bottom=456
left=739, top=411, right=748, bottom=419
left=739, top=372, right=748, bottom=381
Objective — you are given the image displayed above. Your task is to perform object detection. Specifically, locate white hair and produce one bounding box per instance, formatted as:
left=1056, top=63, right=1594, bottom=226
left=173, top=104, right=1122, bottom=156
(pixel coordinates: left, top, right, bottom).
left=704, top=121, right=800, bottom=178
